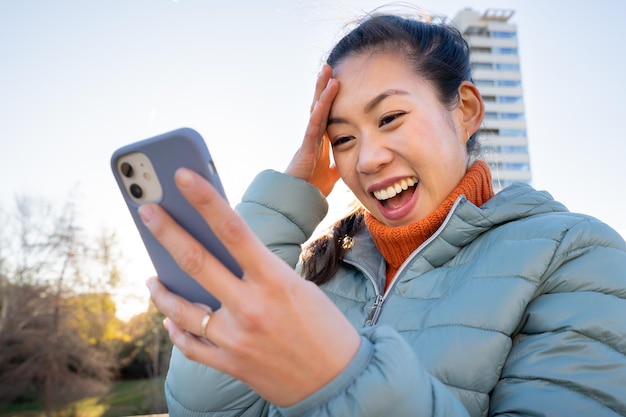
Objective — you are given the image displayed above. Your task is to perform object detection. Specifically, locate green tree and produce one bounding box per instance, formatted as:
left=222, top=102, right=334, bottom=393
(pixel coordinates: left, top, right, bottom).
left=117, top=305, right=172, bottom=380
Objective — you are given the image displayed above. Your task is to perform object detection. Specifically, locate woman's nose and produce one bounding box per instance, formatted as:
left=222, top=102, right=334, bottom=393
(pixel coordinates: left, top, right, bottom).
left=356, top=134, right=393, bottom=174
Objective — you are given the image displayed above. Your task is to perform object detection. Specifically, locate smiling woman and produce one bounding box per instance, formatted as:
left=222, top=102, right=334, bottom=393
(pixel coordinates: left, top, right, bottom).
left=0, top=3, right=625, bottom=409
left=138, top=9, right=626, bottom=417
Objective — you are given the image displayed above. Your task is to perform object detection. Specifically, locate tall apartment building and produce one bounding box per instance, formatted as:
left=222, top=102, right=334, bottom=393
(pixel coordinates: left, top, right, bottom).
left=452, top=9, right=532, bottom=191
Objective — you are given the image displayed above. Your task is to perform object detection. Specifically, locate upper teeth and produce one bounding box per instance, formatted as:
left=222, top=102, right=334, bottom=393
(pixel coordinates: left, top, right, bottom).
left=373, top=177, right=417, bottom=201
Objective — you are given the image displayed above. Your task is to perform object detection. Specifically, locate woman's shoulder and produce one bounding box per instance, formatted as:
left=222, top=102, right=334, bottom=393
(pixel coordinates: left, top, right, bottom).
left=450, top=183, right=626, bottom=289
left=478, top=185, right=626, bottom=296
left=481, top=183, right=622, bottom=245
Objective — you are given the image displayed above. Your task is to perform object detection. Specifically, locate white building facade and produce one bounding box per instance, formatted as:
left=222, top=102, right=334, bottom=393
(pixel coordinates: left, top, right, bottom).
left=452, top=9, right=532, bottom=191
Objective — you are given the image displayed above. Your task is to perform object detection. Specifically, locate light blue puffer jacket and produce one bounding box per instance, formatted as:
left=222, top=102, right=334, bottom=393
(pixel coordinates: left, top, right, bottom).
left=165, top=170, right=626, bottom=417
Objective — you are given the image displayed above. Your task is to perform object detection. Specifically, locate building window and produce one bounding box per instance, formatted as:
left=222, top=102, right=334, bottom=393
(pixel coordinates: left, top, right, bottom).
left=497, top=79, right=521, bottom=87
left=491, top=31, right=517, bottom=39
left=493, top=47, right=518, bottom=55
left=499, top=112, right=525, bottom=120
left=498, top=96, right=523, bottom=103
left=482, top=113, right=525, bottom=121
left=496, top=63, right=520, bottom=71
left=489, top=162, right=531, bottom=171
left=500, top=129, right=527, bottom=137
left=505, top=163, right=531, bottom=171
left=502, top=146, right=528, bottom=153
left=472, top=62, right=493, bottom=70
left=486, top=145, right=529, bottom=154
left=475, top=79, right=495, bottom=87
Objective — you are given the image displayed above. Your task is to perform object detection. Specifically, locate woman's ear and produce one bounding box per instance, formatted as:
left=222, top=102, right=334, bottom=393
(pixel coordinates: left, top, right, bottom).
left=457, top=81, right=484, bottom=139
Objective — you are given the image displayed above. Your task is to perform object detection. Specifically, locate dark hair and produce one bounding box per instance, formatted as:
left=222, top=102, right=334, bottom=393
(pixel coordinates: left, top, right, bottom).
left=302, top=13, right=479, bottom=285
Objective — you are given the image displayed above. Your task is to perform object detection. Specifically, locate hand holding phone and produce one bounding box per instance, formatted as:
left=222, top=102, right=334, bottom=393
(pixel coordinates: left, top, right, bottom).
left=111, top=128, right=241, bottom=310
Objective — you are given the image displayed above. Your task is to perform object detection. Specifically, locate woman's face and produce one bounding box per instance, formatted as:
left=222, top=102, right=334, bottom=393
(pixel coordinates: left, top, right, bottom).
left=327, top=52, right=470, bottom=227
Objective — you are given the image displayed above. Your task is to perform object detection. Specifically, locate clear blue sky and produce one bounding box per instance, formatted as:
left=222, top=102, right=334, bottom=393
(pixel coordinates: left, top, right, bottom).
left=2, top=0, right=625, bottom=319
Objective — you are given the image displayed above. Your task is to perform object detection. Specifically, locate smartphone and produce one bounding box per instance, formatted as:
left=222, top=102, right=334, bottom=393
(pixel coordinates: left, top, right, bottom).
left=111, top=127, right=242, bottom=310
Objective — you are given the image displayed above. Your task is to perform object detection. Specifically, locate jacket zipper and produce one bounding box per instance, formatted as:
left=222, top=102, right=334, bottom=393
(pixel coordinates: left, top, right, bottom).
left=341, top=257, right=383, bottom=326
left=354, top=198, right=465, bottom=327
left=364, top=294, right=384, bottom=326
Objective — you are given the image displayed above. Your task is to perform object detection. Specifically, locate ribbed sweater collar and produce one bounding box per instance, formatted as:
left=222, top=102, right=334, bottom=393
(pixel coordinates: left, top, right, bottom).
left=364, top=160, right=494, bottom=288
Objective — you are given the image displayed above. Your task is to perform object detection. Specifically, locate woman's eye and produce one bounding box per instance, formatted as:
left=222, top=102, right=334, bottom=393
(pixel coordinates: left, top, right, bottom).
left=331, top=136, right=353, bottom=147
left=379, top=112, right=405, bottom=127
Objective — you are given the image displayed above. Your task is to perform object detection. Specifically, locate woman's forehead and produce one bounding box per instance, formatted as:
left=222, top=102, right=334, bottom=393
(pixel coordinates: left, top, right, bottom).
left=330, top=53, right=436, bottom=110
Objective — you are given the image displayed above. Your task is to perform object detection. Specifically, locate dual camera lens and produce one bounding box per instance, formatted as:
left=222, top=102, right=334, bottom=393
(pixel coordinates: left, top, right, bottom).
left=120, top=162, right=143, bottom=199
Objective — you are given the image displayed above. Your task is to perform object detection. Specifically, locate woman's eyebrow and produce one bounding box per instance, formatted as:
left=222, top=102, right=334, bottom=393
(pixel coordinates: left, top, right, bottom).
left=364, top=89, right=408, bottom=113
left=327, top=116, right=348, bottom=126
left=327, top=89, right=408, bottom=127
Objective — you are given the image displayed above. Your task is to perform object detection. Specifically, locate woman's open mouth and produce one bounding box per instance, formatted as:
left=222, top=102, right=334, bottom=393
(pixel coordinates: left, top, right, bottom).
left=372, top=177, right=418, bottom=209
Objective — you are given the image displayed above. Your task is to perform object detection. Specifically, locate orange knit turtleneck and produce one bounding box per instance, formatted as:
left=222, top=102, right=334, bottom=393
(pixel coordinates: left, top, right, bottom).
left=364, top=160, right=494, bottom=290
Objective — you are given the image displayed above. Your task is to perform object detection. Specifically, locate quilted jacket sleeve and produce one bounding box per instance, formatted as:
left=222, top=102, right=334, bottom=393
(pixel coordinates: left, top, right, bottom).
left=276, top=325, right=471, bottom=417
left=236, top=170, right=330, bottom=267
left=165, top=347, right=269, bottom=417
left=489, top=216, right=626, bottom=416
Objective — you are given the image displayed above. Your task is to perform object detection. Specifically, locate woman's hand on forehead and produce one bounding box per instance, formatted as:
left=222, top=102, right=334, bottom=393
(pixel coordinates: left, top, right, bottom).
left=285, top=64, right=340, bottom=196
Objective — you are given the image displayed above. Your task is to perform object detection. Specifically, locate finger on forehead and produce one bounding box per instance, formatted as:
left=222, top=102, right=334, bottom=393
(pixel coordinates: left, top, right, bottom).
left=175, top=169, right=288, bottom=285
left=140, top=203, right=243, bottom=306
left=307, top=79, right=338, bottom=138
left=311, top=65, right=333, bottom=112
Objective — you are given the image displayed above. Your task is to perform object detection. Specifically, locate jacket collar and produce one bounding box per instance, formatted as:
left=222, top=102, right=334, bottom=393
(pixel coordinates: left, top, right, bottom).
left=344, top=183, right=568, bottom=272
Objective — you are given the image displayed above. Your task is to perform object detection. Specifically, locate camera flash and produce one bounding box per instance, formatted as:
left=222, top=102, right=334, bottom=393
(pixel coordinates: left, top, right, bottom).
left=143, top=172, right=151, bottom=181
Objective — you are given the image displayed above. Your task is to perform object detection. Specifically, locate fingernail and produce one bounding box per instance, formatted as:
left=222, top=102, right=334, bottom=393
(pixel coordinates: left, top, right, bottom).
left=176, top=168, right=193, bottom=189
left=138, top=205, right=154, bottom=224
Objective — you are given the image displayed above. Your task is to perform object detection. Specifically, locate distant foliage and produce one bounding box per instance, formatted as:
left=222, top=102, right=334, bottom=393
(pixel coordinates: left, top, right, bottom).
left=117, top=305, right=172, bottom=380
left=0, top=195, right=138, bottom=412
